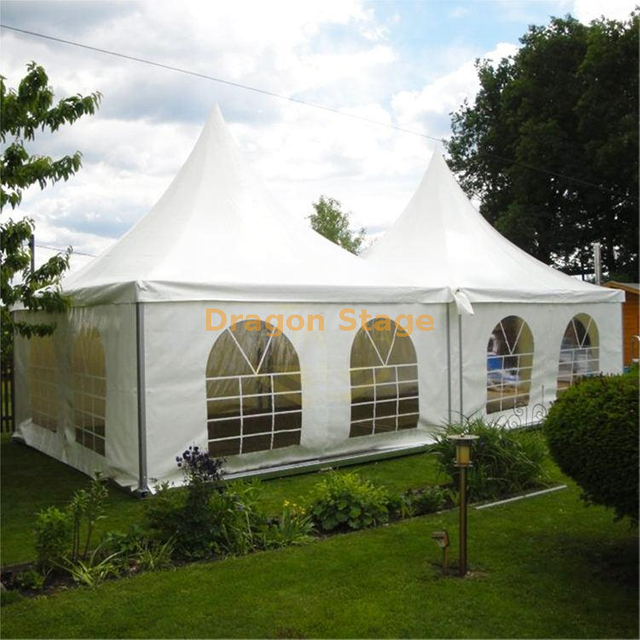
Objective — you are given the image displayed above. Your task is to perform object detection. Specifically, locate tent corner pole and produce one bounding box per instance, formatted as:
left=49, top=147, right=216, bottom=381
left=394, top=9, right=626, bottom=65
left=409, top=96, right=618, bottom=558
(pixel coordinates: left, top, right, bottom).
left=446, top=304, right=452, bottom=425
left=458, top=314, right=464, bottom=426
left=134, top=301, right=150, bottom=497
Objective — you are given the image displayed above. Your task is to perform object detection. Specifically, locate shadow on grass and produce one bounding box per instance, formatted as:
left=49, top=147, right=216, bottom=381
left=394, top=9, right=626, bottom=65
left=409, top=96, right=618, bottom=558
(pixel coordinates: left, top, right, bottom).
left=526, top=529, right=639, bottom=589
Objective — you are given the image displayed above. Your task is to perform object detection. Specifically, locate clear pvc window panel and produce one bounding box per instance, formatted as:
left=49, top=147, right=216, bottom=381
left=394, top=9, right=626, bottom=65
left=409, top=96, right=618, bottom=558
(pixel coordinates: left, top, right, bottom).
left=349, top=318, right=419, bottom=438
left=557, top=314, right=599, bottom=396
left=72, top=328, right=106, bottom=456
left=486, top=316, right=534, bottom=415
left=206, top=321, right=302, bottom=456
left=28, top=336, right=58, bottom=431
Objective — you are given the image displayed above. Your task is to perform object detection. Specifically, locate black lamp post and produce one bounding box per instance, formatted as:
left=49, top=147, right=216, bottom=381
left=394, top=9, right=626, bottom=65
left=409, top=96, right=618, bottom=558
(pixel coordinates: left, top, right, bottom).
left=449, top=434, right=479, bottom=577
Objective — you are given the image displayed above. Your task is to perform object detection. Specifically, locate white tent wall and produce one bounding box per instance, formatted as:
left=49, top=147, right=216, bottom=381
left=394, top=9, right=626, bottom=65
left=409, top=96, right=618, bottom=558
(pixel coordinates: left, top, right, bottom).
left=13, top=305, right=139, bottom=488
left=12, top=299, right=622, bottom=489
left=142, top=301, right=449, bottom=486
left=449, top=301, right=623, bottom=426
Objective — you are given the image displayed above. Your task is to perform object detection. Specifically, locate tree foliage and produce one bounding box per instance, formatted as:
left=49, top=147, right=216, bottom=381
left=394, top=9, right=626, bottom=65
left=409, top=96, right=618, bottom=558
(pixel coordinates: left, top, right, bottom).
left=446, top=13, right=638, bottom=280
left=308, top=195, right=366, bottom=254
left=1, top=62, right=101, bottom=367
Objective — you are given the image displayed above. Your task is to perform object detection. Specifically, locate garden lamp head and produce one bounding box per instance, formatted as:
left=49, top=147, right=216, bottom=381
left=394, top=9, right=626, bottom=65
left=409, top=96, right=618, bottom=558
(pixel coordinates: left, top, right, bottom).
left=448, top=434, right=480, bottom=468
left=431, top=530, right=450, bottom=548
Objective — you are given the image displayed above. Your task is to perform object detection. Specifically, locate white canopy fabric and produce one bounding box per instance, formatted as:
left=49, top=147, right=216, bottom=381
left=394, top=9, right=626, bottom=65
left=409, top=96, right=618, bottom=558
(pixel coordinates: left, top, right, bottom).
left=364, top=152, right=623, bottom=305
left=13, top=108, right=624, bottom=490
left=63, top=106, right=443, bottom=306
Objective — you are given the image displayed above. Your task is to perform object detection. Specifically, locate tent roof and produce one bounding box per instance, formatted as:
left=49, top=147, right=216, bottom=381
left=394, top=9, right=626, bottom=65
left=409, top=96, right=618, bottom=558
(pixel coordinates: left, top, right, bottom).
left=363, top=152, right=623, bottom=305
left=63, top=106, right=443, bottom=305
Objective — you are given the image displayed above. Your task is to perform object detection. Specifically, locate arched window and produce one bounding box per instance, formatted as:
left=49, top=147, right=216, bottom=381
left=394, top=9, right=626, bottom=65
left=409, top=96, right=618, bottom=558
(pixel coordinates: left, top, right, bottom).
left=486, top=316, right=534, bottom=414
left=349, top=317, right=419, bottom=437
left=206, top=321, right=302, bottom=456
left=72, top=328, right=106, bottom=455
left=29, top=336, right=58, bottom=431
left=557, top=314, right=599, bottom=395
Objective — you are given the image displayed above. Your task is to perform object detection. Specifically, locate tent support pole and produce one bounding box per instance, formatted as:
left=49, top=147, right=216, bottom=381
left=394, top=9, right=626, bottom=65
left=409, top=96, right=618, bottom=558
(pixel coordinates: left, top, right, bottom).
left=134, top=301, right=150, bottom=497
left=446, top=304, right=452, bottom=424
left=458, top=314, right=464, bottom=425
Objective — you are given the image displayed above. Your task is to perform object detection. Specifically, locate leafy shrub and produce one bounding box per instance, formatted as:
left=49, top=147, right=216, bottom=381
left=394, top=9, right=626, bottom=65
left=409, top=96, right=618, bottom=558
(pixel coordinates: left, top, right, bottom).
left=34, top=506, right=72, bottom=572
left=308, top=472, right=389, bottom=532
left=101, top=524, right=146, bottom=558
left=433, top=420, right=548, bottom=501
left=102, top=525, right=174, bottom=573
left=144, top=481, right=210, bottom=559
left=264, top=501, right=314, bottom=548
left=544, top=374, right=639, bottom=522
left=68, top=473, right=109, bottom=562
left=209, top=480, right=268, bottom=556
left=14, top=569, right=46, bottom=591
left=145, top=450, right=269, bottom=559
left=145, top=446, right=226, bottom=559
left=33, top=474, right=108, bottom=580
left=62, top=548, right=121, bottom=587
left=134, top=539, right=175, bottom=572
left=391, top=486, right=449, bottom=518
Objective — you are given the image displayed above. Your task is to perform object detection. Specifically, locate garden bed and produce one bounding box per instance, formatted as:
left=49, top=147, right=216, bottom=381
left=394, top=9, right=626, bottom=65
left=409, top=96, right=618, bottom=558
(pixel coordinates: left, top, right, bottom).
left=1, top=423, right=552, bottom=601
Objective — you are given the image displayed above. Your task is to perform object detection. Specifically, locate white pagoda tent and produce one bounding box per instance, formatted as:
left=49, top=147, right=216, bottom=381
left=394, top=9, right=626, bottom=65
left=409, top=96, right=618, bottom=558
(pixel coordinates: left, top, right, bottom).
left=13, top=108, right=623, bottom=491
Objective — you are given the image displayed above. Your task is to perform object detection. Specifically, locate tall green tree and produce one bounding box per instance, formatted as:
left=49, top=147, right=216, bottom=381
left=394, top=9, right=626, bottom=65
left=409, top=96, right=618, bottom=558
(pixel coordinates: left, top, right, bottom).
left=308, top=195, right=366, bottom=254
left=1, top=62, right=101, bottom=368
left=446, top=13, right=638, bottom=280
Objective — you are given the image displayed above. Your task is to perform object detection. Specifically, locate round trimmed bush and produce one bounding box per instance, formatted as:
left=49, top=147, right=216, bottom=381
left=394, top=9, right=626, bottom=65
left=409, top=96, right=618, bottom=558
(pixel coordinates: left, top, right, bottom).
left=544, top=373, right=639, bottom=523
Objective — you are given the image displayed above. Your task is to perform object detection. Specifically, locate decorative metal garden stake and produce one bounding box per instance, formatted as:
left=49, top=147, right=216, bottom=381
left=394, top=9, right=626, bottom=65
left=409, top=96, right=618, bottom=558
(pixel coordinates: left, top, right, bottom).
left=449, top=434, right=479, bottom=577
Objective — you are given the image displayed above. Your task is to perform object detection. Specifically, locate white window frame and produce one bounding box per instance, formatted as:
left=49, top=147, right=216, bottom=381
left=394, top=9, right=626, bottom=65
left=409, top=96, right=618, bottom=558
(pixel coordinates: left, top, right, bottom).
left=349, top=319, right=420, bottom=437
left=557, top=315, right=599, bottom=394
left=206, top=323, right=302, bottom=455
left=486, top=316, right=534, bottom=414
left=72, top=330, right=107, bottom=456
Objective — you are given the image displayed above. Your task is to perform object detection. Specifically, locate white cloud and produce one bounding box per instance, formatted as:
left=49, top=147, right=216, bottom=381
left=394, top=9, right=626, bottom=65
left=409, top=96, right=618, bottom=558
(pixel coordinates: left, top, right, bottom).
left=449, top=6, right=470, bottom=18
left=391, top=42, right=519, bottom=137
left=2, top=0, right=406, bottom=252
left=572, top=0, right=637, bottom=22
left=4, top=0, right=632, bottom=265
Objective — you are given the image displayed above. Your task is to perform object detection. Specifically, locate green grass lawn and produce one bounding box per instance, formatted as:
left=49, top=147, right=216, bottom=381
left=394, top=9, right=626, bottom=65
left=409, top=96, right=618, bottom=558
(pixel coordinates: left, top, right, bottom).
left=1, top=436, right=441, bottom=566
left=1, top=437, right=637, bottom=638
left=2, top=478, right=637, bottom=638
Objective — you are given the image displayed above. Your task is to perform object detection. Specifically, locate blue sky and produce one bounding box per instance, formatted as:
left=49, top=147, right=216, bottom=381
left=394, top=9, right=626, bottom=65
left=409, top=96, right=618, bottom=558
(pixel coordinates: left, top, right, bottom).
left=1, top=0, right=636, bottom=270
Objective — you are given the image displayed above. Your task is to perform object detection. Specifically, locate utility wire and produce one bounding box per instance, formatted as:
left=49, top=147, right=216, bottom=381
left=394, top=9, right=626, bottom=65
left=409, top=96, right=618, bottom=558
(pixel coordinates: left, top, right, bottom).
left=0, top=24, right=442, bottom=143
left=0, top=23, right=634, bottom=201
left=35, top=243, right=97, bottom=257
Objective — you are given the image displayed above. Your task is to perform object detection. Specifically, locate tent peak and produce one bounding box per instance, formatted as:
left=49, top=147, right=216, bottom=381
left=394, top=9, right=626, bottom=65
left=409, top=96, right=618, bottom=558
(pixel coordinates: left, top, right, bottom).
left=203, top=103, right=227, bottom=130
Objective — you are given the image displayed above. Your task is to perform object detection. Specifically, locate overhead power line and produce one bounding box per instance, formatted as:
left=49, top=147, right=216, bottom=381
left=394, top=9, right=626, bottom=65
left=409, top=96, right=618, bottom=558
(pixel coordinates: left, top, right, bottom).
left=0, top=23, right=634, bottom=201
left=0, top=24, right=442, bottom=143
left=35, top=243, right=97, bottom=257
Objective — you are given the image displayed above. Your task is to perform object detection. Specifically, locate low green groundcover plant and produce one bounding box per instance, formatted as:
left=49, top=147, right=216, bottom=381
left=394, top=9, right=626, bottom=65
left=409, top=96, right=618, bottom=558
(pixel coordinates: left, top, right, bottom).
left=433, top=420, right=548, bottom=502
left=544, top=373, right=639, bottom=523
left=308, top=472, right=389, bottom=532
left=388, top=485, right=450, bottom=518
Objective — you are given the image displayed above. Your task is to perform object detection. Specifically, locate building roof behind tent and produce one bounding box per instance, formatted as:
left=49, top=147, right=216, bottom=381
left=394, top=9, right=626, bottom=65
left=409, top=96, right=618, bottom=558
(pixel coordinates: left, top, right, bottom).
left=604, top=282, right=639, bottom=296
left=62, top=106, right=447, bottom=306
left=363, top=152, right=623, bottom=305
